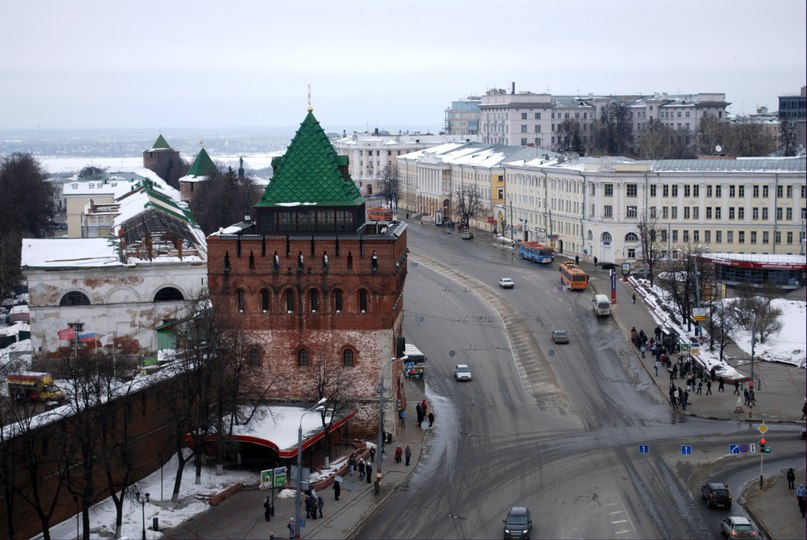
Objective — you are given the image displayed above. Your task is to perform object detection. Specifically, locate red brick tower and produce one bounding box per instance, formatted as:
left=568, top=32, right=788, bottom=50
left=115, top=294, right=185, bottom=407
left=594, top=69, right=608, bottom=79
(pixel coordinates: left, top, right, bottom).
left=207, top=109, right=408, bottom=436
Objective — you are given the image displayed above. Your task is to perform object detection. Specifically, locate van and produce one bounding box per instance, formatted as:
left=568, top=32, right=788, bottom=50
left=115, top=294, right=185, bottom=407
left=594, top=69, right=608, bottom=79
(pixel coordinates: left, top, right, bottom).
left=593, top=294, right=611, bottom=316
left=403, top=343, right=426, bottom=379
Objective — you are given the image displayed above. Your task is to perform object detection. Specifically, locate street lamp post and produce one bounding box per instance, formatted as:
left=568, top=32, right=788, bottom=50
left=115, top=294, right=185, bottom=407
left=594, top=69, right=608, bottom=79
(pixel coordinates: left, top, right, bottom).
left=375, top=355, right=406, bottom=494
left=294, top=398, right=327, bottom=540
left=135, top=491, right=149, bottom=540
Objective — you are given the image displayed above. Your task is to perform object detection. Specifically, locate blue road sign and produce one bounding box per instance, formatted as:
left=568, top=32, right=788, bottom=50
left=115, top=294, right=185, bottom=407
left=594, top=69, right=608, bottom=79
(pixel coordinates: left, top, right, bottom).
left=729, top=444, right=740, bottom=454
left=681, top=445, right=692, bottom=455
left=740, top=444, right=749, bottom=454
left=639, top=445, right=649, bottom=454
left=610, top=270, right=617, bottom=291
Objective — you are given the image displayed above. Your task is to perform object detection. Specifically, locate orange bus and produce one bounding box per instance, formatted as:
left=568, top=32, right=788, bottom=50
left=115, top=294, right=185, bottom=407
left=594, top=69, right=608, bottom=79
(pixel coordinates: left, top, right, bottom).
left=559, top=261, right=588, bottom=290
left=367, top=207, right=394, bottom=221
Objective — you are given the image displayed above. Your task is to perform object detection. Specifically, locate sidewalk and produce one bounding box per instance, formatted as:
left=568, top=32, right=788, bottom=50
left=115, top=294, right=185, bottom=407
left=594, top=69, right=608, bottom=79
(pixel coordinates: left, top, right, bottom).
left=162, top=376, right=429, bottom=540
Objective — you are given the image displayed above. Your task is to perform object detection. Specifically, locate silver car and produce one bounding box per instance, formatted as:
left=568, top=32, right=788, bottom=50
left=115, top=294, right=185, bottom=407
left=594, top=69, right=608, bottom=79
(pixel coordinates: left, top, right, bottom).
left=454, top=364, right=472, bottom=381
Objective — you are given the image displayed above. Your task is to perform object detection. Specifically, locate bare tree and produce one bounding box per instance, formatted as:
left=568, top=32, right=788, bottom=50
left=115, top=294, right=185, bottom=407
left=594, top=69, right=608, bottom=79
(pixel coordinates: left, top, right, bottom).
left=555, top=119, right=585, bottom=155
left=780, top=120, right=800, bottom=156
left=310, top=354, right=358, bottom=463
left=379, top=163, right=400, bottom=210
left=591, top=102, right=633, bottom=156
left=734, top=289, right=784, bottom=345
left=656, top=246, right=712, bottom=332
left=189, top=167, right=261, bottom=235
left=454, top=185, right=485, bottom=231
left=707, top=298, right=736, bottom=361
left=639, top=119, right=693, bottom=159
left=636, top=211, right=666, bottom=288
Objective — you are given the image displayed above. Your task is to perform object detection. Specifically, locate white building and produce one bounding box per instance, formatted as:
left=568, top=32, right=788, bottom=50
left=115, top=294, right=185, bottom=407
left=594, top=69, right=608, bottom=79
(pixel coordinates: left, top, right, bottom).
left=22, top=181, right=207, bottom=362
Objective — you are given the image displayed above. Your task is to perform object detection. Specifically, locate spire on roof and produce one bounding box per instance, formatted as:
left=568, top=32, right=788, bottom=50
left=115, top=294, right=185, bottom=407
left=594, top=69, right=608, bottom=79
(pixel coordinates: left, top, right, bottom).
left=149, top=134, right=172, bottom=151
left=307, top=84, right=313, bottom=112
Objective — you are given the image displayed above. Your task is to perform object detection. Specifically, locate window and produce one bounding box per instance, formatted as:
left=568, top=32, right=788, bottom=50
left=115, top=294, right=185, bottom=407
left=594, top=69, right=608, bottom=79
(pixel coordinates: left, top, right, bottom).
left=693, top=230, right=700, bottom=242
left=343, top=349, right=354, bottom=367
left=604, top=184, right=614, bottom=196
left=261, top=289, right=270, bottom=312
left=604, top=205, right=613, bottom=218
left=309, top=289, right=319, bottom=312
left=285, top=289, right=294, bottom=313
left=753, top=185, right=759, bottom=197
left=625, top=232, right=639, bottom=242
left=627, top=248, right=636, bottom=258
left=729, top=185, right=736, bottom=197
left=787, top=185, right=793, bottom=197
left=154, top=287, right=185, bottom=302
left=249, top=347, right=261, bottom=367
left=786, top=208, right=793, bottom=220
left=626, top=206, right=637, bottom=218
left=727, top=231, right=733, bottom=243
left=762, top=207, right=768, bottom=220
left=663, top=185, right=669, bottom=197
left=60, top=291, right=91, bottom=306
left=776, top=185, right=783, bottom=198
left=684, top=207, right=690, bottom=219
left=716, top=231, right=722, bottom=243
left=671, top=207, right=678, bottom=219
left=672, top=230, right=678, bottom=242
left=684, top=185, right=691, bottom=197
left=521, top=125, right=528, bottom=133
left=626, top=184, right=637, bottom=197
left=661, top=230, right=667, bottom=242
left=715, top=207, right=721, bottom=219
left=704, top=230, right=711, bottom=243
left=650, top=185, right=657, bottom=197
left=706, top=185, right=712, bottom=198
left=521, top=138, right=528, bottom=145
left=683, top=230, right=689, bottom=242
left=237, top=290, right=245, bottom=313
left=738, top=207, right=744, bottom=220
left=693, top=207, right=699, bottom=219
left=693, top=185, right=699, bottom=197
left=738, top=231, right=745, bottom=244
left=534, top=112, right=541, bottom=119
left=729, top=207, right=735, bottom=220
left=297, top=349, right=309, bottom=367
left=359, top=289, right=368, bottom=313
left=706, top=207, right=712, bottom=219
left=750, top=231, right=757, bottom=244
left=738, top=185, right=745, bottom=197
left=762, top=231, right=769, bottom=244
left=776, top=207, right=783, bottom=220
left=786, top=231, right=793, bottom=244
left=752, top=207, right=759, bottom=220
left=650, top=206, right=657, bottom=219
left=334, top=289, right=343, bottom=312
left=672, top=185, right=678, bottom=197
left=762, top=186, right=768, bottom=197
left=662, top=206, right=669, bottom=219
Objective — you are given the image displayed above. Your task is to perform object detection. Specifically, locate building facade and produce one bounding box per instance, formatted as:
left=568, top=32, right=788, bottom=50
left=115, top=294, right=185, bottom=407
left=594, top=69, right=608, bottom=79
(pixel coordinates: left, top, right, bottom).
left=207, top=109, right=409, bottom=437
left=443, top=96, right=482, bottom=135
left=779, top=86, right=807, bottom=151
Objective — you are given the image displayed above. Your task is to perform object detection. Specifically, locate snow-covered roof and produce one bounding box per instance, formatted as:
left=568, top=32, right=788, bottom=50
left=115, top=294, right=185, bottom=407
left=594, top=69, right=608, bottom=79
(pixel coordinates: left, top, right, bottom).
left=21, top=238, right=121, bottom=268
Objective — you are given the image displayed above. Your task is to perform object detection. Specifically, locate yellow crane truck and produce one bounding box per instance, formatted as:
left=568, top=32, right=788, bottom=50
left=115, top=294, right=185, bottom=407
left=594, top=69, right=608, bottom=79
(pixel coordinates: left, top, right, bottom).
left=7, top=372, right=64, bottom=402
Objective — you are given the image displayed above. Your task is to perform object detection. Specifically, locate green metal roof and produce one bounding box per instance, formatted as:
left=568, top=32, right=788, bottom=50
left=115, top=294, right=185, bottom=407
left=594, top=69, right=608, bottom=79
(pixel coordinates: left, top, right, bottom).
left=187, top=148, right=218, bottom=177
left=149, top=134, right=172, bottom=150
left=256, top=111, right=364, bottom=207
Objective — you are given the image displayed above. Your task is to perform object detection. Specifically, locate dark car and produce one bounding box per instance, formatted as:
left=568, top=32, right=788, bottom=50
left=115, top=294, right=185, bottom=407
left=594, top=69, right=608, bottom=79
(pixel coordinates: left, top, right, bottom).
left=600, top=262, right=616, bottom=270
left=702, top=482, right=732, bottom=508
left=503, top=506, right=532, bottom=540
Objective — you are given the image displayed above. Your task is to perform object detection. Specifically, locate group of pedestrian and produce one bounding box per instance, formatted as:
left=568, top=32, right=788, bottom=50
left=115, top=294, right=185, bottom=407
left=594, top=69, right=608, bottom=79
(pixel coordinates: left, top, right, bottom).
left=415, top=399, right=435, bottom=428
left=393, top=445, right=412, bottom=466
left=303, top=488, right=324, bottom=520
left=668, top=384, right=690, bottom=410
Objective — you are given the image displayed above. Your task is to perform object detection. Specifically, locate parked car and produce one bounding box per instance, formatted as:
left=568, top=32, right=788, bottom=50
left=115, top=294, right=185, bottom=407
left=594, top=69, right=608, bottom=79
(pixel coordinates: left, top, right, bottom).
left=454, top=364, right=472, bottom=381
left=633, top=267, right=652, bottom=279
left=462, top=231, right=474, bottom=240
left=719, top=516, right=757, bottom=538
left=702, top=482, right=732, bottom=508
left=551, top=330, right=570, bottom=344
left=498, top=277, right=515, bottom=289
left=600, top=262, right=616, bottom=270
left=503, top=506, right=532, bottom=540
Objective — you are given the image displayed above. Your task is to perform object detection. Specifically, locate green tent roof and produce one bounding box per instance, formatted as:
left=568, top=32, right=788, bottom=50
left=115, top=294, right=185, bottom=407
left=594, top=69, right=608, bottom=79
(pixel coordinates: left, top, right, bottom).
left=149, top=134, right=172, bottom=150
left=256, top=111, right=364, bottom=207
left=187, top=148, right=218, bottom=177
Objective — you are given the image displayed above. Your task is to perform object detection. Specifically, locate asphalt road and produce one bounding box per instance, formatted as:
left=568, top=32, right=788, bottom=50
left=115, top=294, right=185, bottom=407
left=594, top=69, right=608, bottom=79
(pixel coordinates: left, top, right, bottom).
left=354, top=223, right=803, bottom=539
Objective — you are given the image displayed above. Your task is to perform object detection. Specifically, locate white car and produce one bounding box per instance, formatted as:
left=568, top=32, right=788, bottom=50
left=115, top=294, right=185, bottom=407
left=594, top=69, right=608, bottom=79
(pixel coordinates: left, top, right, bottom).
left=498, top=277, right=515, bottom=289
left=454, top=364, right=472, bottom=381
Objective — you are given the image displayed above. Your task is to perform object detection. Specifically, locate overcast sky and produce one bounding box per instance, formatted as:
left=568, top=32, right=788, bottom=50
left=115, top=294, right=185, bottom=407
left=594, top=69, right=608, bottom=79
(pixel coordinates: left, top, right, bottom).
left=1, top=0, right=805, bottom=133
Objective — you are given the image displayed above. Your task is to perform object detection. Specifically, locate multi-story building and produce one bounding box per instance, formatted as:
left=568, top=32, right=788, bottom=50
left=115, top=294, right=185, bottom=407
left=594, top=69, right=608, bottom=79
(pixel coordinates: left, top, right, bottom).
left=476, top=84, right=729, bottom=153
left=779, top=86, right=807, bottom=150
left=206, top=109, right=409, bottom=437
left=332, top=131, right=477, bottom=199
left=443, top=96, right=481, bottom=135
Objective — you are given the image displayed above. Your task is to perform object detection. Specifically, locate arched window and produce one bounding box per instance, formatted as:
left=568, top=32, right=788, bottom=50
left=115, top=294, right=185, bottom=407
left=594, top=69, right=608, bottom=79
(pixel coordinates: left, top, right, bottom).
left=334, top=289, right=343, bottom=312
left=236, top=290, right=245, bottom=313
left=587, top=230, right=593, bottom=241
left=297, top=349, right=309, bottom=367
left=625, top=232, right=639, bottom=242
left=286, top=289, right=294, bottom=313
left=359, top=289, right=368, bottom=313
left=260, top=289, right=270, bottom=312
left=309, top=289, right=319, bottom=313
left=248, top=346, right=261, bottom=366
left=601, top=232, right=612, bottom=245
left=154, top=287, right=184, bottom=301
left=343, top=349, right=354, bottom=367
left=59, top=291, right=90, bottom=306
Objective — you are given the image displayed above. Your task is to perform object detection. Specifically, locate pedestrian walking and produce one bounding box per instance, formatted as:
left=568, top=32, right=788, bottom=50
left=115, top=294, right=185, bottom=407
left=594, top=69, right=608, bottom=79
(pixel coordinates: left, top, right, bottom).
left=394, top=446, right=403, bottom=464
left=734, top=380, right=740, bottom=395
left=594, top=256, right=598, bottom=267
left=632, top=292, right=636, bottom=304
left=348, top=452, right=356, bottom=475
left=365, top=462, right=373, bottom=484
left=358, top=458, right=366, bottom=481
left=787, top=468, right=796, bottom=489
left=264, top=496, right=273, bottom=521
left=575, top=255, right=580, bottom=265
left=669, top=366, right=674, bottom=381
left=428, top=411, right=435, bottom=427
left=749, top=388, right=756, bottom=406
left=399, top=408, right=407, bottom=427
left=317, top=496, right=324, bottom=518
left=641, top=345, right=646, bottom=359
left=654, top=360, right=659, bottom=376
left=333, top=479, right=341, bottom=500
left=802, top=401, right=807, bottom=420
left=718, top=377, right=724, bottom=392
left=369, top=446, right=376, bottom=463
left=797, top=484, right=807, bottom=518
left=287, top=518, right=295, bottom=540
left=705, top=379, right=712, bottom=395
left=697, top=379, right=703, bottom=395
left=744, top=389, right=750, bottom=406
left=405, top=445, right=412, bottom=466
left=416, top=403, right=424, bottom=424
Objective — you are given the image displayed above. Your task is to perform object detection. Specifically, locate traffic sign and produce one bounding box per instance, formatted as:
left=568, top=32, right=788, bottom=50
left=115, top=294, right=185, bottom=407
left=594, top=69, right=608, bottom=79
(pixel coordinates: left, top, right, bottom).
left=729, top=444, right=740, bottom=454
left=681, top=445, right=692, bottom=455
left=740, top=443, right=749, bottom=454
left=757, top=422, right=768, bottom=435
left=639, top=445, right=649, bottom=455
left=750, top=443, right=756, bottom=453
